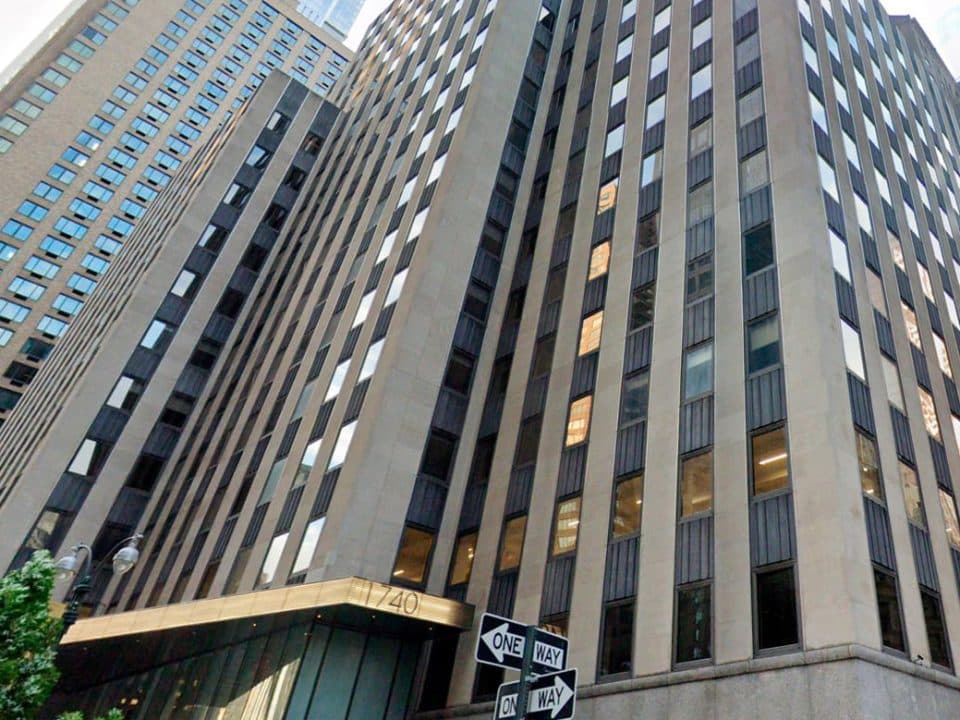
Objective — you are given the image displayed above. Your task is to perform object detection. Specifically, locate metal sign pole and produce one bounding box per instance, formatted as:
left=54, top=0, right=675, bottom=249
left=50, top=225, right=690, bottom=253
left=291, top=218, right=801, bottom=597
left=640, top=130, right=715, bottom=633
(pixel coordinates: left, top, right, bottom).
left=514, top=624, right=538, bottom=719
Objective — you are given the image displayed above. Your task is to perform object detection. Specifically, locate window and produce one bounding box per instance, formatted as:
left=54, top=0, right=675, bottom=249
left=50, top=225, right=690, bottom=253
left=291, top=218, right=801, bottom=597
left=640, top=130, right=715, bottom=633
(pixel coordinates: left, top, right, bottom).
left=589, top=242, right=611, bottom=280
left=752, top=427, right=789, bottom=495
left=578, top=312, right=603, bottom=356
left=551, top=497, right=581, bottom=556
left=939, top=489, right=960, bottom=549
left=24, top=256, right=58, bottom=279
left=610, top=77, right=628, bottom=107
left=498, top=516, right=526, bottom=572
left=857, top=433, right=883, bottom=499
left=899, top=463, right=924, bottom=526
left=630, top=284, right=655, bottom=329
left=68, top=438, right=109, bottom=476
left=690, top=64, right=712, bottom=99
left=292, top=517, right=325, bottom=575
left=621, top=372, right=649, bottom=425
left=740, top=151, right=769, bottom=194
left=874, top=569, right=905, bottom=651
left=256, top=533, right=288, bottom=588
left=612, top=474, right=643, bottom=538
left=901, top=303, right=921, bottom=348
left=756, top=567, right=799, bottom=649
left=106, top=375, right=143, bottom=411
left=0, top=300, right=30, bottom=323
left=325, top=360, right=350, bottom=401
left=686, top=255, right=713, bottom=301
left=683, top=342, right=713, bottom=399
left=921, top=591, right=951, bottom=668
left=747, top=316, right=780, bottom=373
left=649, top=47, right=668, bottom=78
left=565, top=396, right=592, bottom=446
left=359, top=339, right=383, bottom=382
left=918, top=388, right=941, bottom=439
left=676, top=585, right=711, bottom=663
left=680, top=452, right=712, bottom=516
left=170, top=270, right=198, bottom=298
left=744, top=224, right=774, bottom=274
left=449, top=532, right=477, bottom=585
left=328, top=421, right=356, bottom=470
left=641, top=151, right=662, bottom=187
left=687, top=182, right=712, bottom=225
left=597, top=179, right=618, bottom=214
left=599, top=602, right=634, bottom=676
left=141, top=319, right=173, bottom=350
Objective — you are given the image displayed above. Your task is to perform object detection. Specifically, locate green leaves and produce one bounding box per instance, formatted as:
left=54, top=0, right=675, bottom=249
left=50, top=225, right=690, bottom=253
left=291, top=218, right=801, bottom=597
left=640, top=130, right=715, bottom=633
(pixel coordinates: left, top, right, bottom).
left=0, top=550, right=63, bottom=720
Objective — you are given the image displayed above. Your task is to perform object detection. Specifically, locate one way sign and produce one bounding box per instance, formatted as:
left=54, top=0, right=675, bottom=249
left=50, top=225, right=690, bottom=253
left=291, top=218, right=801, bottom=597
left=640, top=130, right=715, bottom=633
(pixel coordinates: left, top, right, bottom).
left=495, top=669, right=577, bottom=720
left=475, top=612, right=568, bottom=675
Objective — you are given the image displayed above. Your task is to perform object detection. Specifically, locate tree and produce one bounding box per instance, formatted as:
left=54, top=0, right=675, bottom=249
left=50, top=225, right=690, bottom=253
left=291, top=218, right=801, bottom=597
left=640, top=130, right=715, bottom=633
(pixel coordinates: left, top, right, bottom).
left=58, top=710, right=124, bottom=720
left=0, top=550, right=63, bottom=720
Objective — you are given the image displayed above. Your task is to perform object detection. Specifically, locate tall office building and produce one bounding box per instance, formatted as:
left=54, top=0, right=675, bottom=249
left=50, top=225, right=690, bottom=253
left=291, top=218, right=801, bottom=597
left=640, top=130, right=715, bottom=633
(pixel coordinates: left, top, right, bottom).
left=6, top=0, right=960, bottom=717
left=296, top=0, right=365, bottom=39
left=0, top=0, right=350, bottom=422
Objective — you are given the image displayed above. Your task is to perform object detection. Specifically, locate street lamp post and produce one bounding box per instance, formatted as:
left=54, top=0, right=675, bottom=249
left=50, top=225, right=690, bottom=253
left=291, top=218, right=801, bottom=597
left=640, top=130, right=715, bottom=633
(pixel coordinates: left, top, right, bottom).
left=54, top=534, right=143, bottom=633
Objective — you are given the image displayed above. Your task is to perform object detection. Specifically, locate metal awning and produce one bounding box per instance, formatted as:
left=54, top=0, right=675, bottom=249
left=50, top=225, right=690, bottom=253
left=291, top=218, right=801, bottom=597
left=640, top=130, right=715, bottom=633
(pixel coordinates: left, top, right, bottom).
left=56, top=576, right=473, bottom=692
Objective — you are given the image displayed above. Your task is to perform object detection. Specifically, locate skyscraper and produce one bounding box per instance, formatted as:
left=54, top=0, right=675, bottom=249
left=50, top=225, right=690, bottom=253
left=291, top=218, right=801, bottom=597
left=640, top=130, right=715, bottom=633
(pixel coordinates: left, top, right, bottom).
left=0, top=0, right=350, bottom=422
left=6, top=0, right=960, bottom=716
left=296, top=0, right=364, bottom=39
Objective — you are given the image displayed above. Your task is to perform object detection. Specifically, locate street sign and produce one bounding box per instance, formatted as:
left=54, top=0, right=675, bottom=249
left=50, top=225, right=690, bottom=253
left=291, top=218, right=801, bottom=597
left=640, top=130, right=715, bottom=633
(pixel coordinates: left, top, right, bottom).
left=475, top=612, right=568, bottom=675
left=495, top=669, right=577, bottom=720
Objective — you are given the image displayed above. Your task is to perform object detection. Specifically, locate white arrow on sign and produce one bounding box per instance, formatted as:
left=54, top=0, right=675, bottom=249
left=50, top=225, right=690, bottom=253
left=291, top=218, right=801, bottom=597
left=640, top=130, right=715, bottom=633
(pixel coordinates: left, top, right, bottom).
left=496, top=674, right=575, bottom=720
left=482, top=622, right=525, bottom=664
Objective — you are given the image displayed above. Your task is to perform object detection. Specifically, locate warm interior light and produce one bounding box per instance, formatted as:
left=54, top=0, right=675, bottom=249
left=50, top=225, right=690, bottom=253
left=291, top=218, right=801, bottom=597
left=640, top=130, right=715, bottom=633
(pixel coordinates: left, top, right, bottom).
left=758, top=452, right=788, bottom=466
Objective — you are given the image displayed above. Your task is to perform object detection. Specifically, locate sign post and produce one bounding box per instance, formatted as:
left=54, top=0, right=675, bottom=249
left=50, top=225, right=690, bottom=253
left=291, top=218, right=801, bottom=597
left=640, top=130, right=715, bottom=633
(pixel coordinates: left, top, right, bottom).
left=475, top=612, right=576, bottom=720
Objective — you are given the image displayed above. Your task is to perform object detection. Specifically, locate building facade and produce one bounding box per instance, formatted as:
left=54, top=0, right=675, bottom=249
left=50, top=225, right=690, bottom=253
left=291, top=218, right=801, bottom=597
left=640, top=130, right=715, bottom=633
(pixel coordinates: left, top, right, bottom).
left=7, top=0, right=960, bottom=717
left=295, top=0, right=364, bottom=39
left=0, top=0, right=349, bottom=422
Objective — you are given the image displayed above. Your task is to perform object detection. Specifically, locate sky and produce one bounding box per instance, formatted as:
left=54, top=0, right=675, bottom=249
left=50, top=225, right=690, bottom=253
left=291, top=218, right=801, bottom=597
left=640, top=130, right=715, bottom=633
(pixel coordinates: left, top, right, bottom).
left=0, top=0, right=958, bottom=82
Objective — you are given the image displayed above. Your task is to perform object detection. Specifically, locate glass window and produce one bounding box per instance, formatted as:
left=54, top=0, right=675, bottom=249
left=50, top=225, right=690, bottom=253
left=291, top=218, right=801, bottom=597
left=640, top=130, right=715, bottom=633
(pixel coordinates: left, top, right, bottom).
left=641, top=150, right=663, bottom=187
left=392, top=526, right=434, bottom=584
left=752, top=427, right=789, bottom=495
left=739, top=87, right=764, bottom=127
left=921, top=591, right=951, bottom=668
left=740, top=151, right=769, bottom=194
left=565, top=396, right=592, bottom=446
left=552, top=497, right=581, bottom=556
left=598, top=179, right=618, bottom=214
left=744, top=224, right=774, bottom=274
left=599, top=602, right=633, bottom=676
left=256, top=532, right=288, bottom=588
left=327, top=421, right=356, bottom=470
left=621, top=372, right=649, bottom=425
left=686, top=255, right=713, bottom=301
left=498, top=516, right=526, bottom=572
left=676, top=585, right=711, bottom=663
left=747, top=316, right=780, bottom=373
left=141, top=319, right=172, bottom=350
left=857, top=433, right=883, bottom=499
left=882, top=358, right=903, bottom=410
left=874, top=569, right=905, bottom=651
left=630, top=284, right=655, bottom=329
left=939, top=489, right=960, bottom=549
left=901, top=303, right=921, bottom=348
left=612, top=474, right=643, bottom=538
left=579, top=312, right=603, bottom=356
left=170, top=270, right=198, bottom=298
left=934, top=334, right=952, bottom=378
left=325, top=359, right=350, bottom=400
left=449, top=532, right=477, bottom=585
left=756, top=567, right=799, bottom=649
left=687, top=182, right=712, bottom=225
left=918, top=388, right=941, bottom=440
left=649, top=47, right=668, bottom=78
left=900, top=462, right=924, bottom=526
left=690, top=64, right=712, bottom=99
left=841, top=321, right=865, bottom=380
left=683, top=343, right=713, bottom=399
left=610, top=77, right=628, bottom=107
left=680, top=452, right=712, bottom=516
left=68, top=438, right=109, bottom=476
left=589, top=242, right=610, bottom=280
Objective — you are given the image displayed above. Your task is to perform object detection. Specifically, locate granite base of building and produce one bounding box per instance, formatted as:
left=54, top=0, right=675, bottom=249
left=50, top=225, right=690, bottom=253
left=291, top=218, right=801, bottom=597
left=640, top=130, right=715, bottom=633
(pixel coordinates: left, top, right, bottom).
left=422, top=646, right=960, bottom=720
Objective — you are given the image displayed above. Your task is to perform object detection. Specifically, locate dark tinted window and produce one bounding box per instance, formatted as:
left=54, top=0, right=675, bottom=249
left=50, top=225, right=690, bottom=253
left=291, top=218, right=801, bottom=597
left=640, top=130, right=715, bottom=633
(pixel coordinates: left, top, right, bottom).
left=599, top=602, right=634, bottom=676
left=676, top=584, right=711, bottom=663
left=756, top=567, right=799, bottom=649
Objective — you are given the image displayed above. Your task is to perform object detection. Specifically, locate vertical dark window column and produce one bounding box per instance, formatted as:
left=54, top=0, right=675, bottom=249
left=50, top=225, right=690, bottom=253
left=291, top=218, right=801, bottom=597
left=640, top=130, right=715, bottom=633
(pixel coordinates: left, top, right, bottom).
left=734, top=0, right=800, bottom=654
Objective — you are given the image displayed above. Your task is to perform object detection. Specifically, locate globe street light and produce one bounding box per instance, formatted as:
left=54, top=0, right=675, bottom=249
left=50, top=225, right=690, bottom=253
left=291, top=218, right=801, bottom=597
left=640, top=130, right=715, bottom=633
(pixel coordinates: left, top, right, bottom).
left=54, top=534, right=143, bottom=633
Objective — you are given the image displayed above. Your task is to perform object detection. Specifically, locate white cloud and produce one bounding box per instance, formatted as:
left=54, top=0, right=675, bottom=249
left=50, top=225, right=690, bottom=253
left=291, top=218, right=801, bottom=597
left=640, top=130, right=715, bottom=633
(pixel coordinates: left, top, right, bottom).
left=346, top=0, right=392, bottom=49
